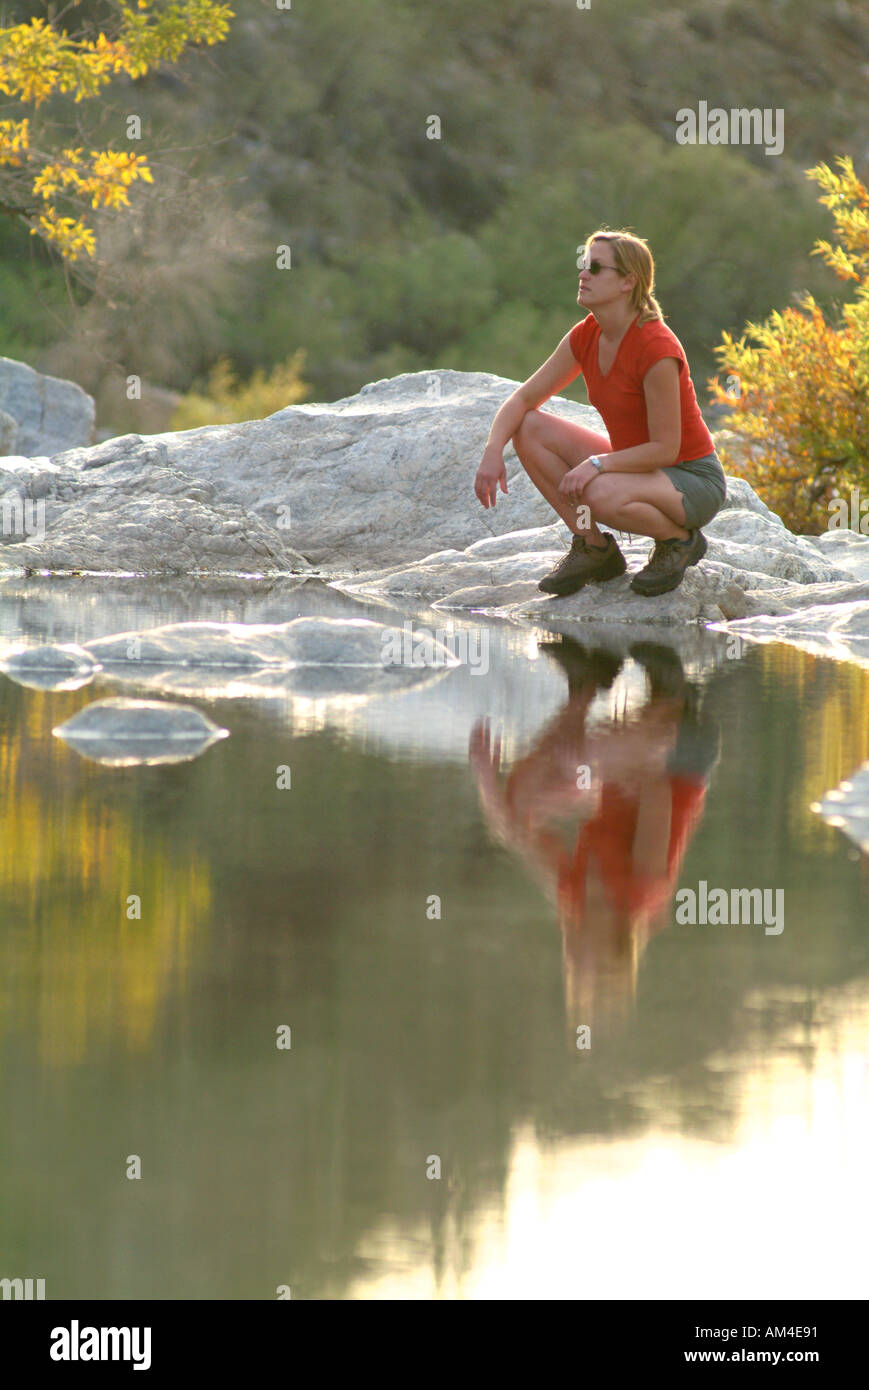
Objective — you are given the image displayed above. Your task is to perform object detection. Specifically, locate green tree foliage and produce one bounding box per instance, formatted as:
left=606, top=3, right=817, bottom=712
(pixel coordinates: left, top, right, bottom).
left=1, top=0, right=867, bottom=432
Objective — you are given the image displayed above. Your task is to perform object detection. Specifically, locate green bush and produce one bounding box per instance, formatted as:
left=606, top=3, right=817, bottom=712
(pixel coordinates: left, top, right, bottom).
left=170, top=351, right=309, bottom=430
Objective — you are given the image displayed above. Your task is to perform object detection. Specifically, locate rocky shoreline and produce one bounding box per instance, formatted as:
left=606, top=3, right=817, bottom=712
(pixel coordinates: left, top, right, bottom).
left=1, top=360, right=868, bottom=667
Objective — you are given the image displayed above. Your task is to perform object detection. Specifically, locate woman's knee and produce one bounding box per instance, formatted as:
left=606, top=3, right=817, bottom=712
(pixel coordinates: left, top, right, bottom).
left=512, top=408, right=544, bottom=450
left=583, top=474, right=624, bottom=521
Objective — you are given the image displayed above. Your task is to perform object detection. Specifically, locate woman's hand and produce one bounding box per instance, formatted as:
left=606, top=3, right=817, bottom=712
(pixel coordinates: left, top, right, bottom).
left=558, top=458, right=599, bottom=499
left=474, top=448, right=509, bottom=508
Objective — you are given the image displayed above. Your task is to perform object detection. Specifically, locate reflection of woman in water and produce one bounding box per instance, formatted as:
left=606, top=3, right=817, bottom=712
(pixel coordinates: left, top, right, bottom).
left=469, top=640, right=719, bottom=1034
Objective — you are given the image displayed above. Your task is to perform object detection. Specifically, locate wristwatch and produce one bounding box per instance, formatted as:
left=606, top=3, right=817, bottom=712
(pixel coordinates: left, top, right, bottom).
left=589, top=455, right=604, bottom=472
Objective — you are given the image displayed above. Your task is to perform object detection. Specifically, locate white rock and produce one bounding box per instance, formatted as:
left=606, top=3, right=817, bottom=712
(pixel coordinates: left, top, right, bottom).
left=0, top=357, right=94, bottom=456
left=52, top=697, right=229, bottom=766
left=716, top=597, right=869, bottom=668
left=80, top=616, right=460, bottom=700
left=0, top=364, right=865, bottom=650
left=807, top=528, right=869, bottom=582
left=7, top=497, right=310, bottom=575
left=812, top=762, right=869, bottom=855
left=708, top=471, right=786, bottom=527
left=21, top=369, right=783, bottom=571
left=704, top=511, right=850, bottom=583
left=0, top=641, right=101, bottom=691
left=502, top=565, right=752, bottom=625
left=463, top=523, right=571, bottom=558
left=336, top=536, right=786, bottom=624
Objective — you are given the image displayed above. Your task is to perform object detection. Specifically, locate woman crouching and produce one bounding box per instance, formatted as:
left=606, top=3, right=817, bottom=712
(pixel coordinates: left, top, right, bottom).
left=474, top=228, right=726, bottom=597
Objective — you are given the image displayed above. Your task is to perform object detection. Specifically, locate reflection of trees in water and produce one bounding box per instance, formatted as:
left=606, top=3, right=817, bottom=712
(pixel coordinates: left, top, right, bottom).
left=755, top=646, right=869, bottom=846
left=0, top=684, right=212, bottom=1067
left=2, top=641, right=869, bottom=1297
left=191, top=643, right=868, bottom=1299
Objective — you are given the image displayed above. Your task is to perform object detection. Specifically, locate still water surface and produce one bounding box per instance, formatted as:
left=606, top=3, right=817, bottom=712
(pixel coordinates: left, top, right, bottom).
left=1, top=576, right=867, bottom=1299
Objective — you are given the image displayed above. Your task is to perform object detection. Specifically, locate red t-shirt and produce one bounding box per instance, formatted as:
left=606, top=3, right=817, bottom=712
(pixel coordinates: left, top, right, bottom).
left=568, top=312, right=715, bottom=460
left=556, top=775, right=707, bottom=924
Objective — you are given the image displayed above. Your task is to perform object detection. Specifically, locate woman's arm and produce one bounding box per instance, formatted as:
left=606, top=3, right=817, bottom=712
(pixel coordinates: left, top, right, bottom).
left=475, top=333, right=582, bottom=507
left=593, top=357, right=682, bottom=474
left=484, top=332, right=584, bottom=453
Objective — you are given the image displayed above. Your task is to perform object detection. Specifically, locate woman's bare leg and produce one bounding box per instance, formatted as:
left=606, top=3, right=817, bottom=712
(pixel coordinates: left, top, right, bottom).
left=512, top=409, right=612, bottom=540
left=582, top=473, right=690, bottom=540
left=512, top=408, right=691, bottom=542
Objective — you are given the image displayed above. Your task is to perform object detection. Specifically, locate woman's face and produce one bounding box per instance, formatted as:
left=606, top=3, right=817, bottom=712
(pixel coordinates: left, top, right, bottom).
left=577, top=240, right=632, bottom=310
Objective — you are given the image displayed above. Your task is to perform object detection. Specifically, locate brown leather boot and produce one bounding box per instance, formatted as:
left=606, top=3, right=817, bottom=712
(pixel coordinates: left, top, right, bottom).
left=537, top=532, right=627, bottom=597
left=629, top=529, right=707, bottom=596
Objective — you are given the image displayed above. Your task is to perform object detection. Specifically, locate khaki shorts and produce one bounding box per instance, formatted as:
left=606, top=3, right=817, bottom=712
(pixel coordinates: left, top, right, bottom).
left=665, top=451, right=727, bottom=530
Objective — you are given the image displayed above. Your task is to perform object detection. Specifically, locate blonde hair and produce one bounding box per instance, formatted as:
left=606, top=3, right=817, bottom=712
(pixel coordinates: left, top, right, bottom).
left=581, top=228, right=664, bottom=325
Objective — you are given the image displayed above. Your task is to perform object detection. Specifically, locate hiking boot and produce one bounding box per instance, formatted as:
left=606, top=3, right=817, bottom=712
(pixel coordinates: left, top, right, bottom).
left=537, top=532, right=626, bottom=597
left=629, top=529, right=708, bottom=596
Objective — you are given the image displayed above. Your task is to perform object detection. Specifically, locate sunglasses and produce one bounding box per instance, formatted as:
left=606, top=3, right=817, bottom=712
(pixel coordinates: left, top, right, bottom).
left=579, top=260, right=621, bottom=276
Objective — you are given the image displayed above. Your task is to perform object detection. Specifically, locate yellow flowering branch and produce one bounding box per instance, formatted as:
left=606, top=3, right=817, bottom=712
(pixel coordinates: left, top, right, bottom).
left=0, top=2, right=233, bottom=260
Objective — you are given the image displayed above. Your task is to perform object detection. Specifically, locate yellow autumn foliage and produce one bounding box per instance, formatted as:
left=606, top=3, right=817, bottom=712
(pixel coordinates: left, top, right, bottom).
left=0, top=2, right=233, bottom=260
left=708, top=156, right=869, bottom=533
left=170, top=352, right=310, bottom=429
left=0, top=689, right=213, bottom=1068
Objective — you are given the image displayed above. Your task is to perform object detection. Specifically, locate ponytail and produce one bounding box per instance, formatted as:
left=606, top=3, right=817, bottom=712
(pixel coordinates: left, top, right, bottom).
left=581, top=229, right=665, bottom=323
left=637, top=290, right=664, bottom=325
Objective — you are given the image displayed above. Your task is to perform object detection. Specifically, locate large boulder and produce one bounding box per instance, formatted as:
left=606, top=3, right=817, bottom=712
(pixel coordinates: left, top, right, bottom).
left=6, top=496, right=311, bottom=575
left=0, top=366, right=864, bottom=603
left=0, top=357, right=95, bottom=457
left=27, top=369, right=700, bottom=569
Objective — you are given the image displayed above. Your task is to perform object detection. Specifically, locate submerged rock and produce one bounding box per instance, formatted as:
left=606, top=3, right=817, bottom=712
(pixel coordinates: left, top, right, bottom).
left=79, top=616, right=460, bottom=700
left=0, top=641, right=101, bottom=691
left=812, top=763, right=869, bottom=855
left=52, top=697, right=229, bottom=766
left=714, top=597, right=869, bottom=667
left=86, top=620, right=300, bottom=668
